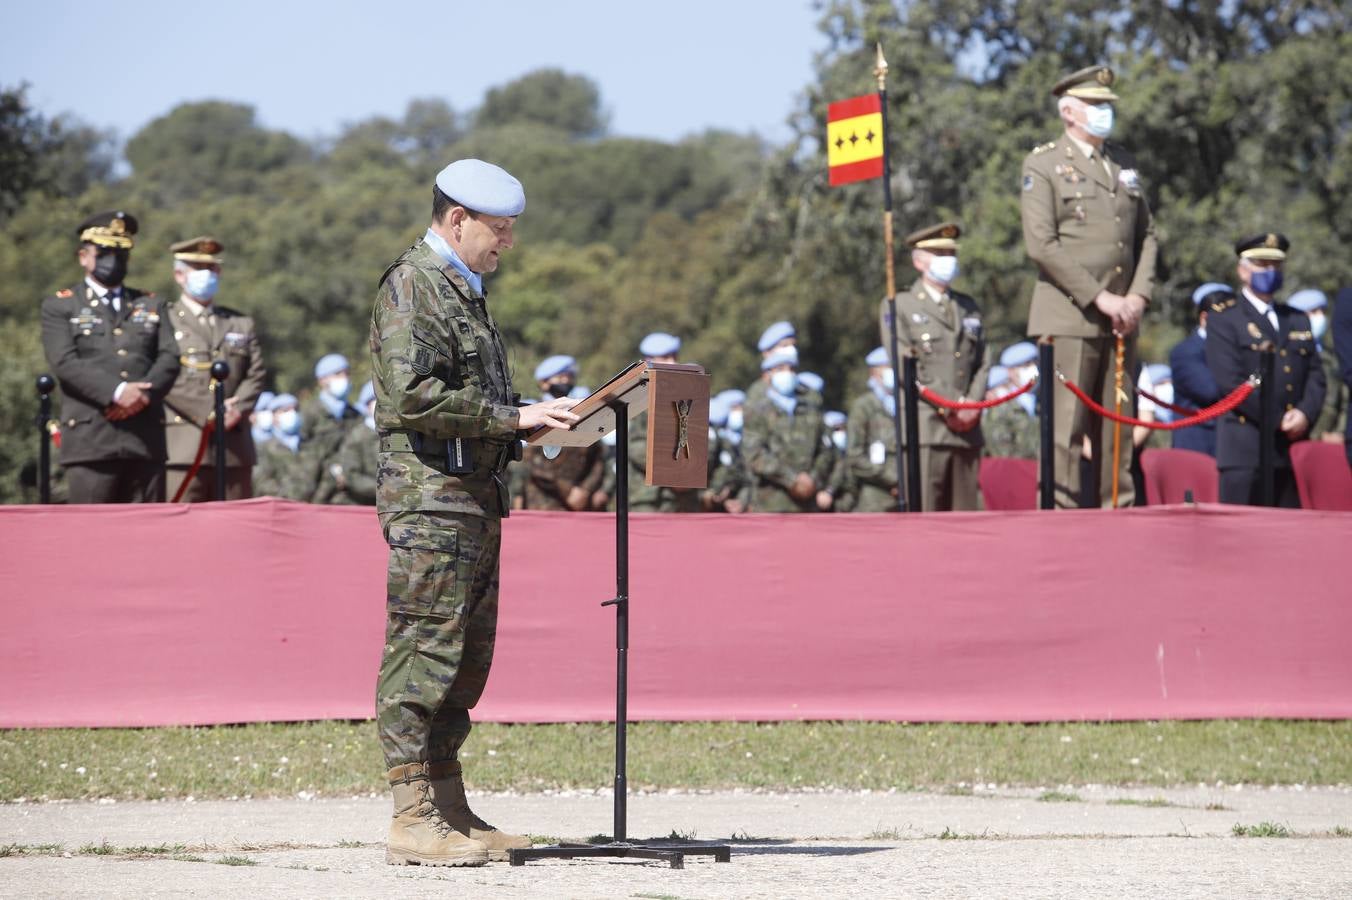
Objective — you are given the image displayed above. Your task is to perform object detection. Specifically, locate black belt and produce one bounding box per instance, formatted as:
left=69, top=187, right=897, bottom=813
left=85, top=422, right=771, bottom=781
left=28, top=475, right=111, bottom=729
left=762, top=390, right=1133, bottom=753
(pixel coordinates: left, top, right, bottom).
left=379, top=430, right=513, bottom=476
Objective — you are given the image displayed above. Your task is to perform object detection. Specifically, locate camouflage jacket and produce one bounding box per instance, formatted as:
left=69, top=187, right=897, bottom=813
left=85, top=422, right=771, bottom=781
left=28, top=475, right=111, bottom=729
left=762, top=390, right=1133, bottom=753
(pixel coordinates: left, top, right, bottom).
left=254, top=440, right=320, bottom=501
left=329, top=422, right=379, bottom=505
left=369, top=239, right=519, bottom=518
left=982, top=395, right=1040, bottom=461
left=523, top=443, right=604, bottom=510
left=742, top=386, right=831, bottom=512
left=846, top=388, right=902, bottom=512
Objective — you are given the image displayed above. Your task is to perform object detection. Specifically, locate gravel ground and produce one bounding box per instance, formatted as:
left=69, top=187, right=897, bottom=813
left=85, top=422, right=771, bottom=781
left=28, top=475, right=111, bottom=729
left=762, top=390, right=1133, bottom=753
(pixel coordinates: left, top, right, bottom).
left=3, top=785, right=1350, bottom=898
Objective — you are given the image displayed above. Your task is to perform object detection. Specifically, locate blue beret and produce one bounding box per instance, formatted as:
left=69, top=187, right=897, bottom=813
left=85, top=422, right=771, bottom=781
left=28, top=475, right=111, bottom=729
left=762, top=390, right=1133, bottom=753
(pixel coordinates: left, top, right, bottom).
left=761, top=346, right=799, bottom=371
left=358, top=380, right=375, bottom=408
left=271, top=392, right=298, bottom=410
left=1192, top=282, right=1234, bottom=307
left=865, top=346, right=889, bottom=367
left=1287, top=289, right=1328, bottom=313
left=1145, top=364, right=1172, bottom=385
left=314, top=353, right=349, bottom=379
left=716, top=389, right=746, bottom=407
left=999, top=342, right=1038, bottom=368
left=987, top=365, right=1009, bottom=389
left=798, top=371, right=824, bottom=393
left=568, top=384, right=590, bottom=400
left=640, top=332, right=681, bottom=358
left=256, top=390, right=275, bottom=411
left=534, top=354, right=576, bottom=382
left=708, top=393, right=731, bottom=427
left=757, top=320, right=796, bottom=353
left=823, top=410, right=846, bottom=428
left=434, top=159, right=525, bottom=217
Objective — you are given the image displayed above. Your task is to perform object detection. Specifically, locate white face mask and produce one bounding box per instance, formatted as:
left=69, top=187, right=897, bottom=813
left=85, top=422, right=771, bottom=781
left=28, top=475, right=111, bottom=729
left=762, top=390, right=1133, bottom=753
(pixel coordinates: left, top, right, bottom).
left=1084, top=103, right=1114, bottom=139
left=325, top=376, right=350, bottom=400
left=928, top=254, right=959, bottom=284
left=1310, top=312, right=1327, bottom=341
left=185, top=268, right=220, bottom=301
left=831, top=430, right=847, bottom=452
left=770, top=370, right=798, bottom=397
left=253, top=410, right=273, bottom=430
left=726, top=408, right=744, bottom=431
left=275, top=409, right=301, bottom=435
left=879, top=368, right=895, bottom=391
left=1013, top=364, right=1038, bottom=387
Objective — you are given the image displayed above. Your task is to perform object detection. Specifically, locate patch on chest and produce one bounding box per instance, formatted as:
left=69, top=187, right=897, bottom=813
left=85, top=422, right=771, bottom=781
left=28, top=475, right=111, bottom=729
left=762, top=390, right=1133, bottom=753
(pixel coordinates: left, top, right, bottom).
left=1247, top=322, right=1263, bottom=340
left=128, top=304, right=160, bottom=332
left=223, top=331, right=249, bottom=351
left=910, top=312, right=929, bottom=324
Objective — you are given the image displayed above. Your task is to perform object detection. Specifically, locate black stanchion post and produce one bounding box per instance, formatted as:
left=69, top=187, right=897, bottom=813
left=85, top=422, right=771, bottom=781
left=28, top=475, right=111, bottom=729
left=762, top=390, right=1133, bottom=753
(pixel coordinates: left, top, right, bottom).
left=1258, top=346, right=1276, bottom=507
left=609, top=399, right=629, bottom=842
left=36, top=374, right=56, bottom=505
left=210, top=360, right=230, bottom=501
left=901, top=354, right=922, bottom=513
left=1038, top=341, right=1055, bottom=510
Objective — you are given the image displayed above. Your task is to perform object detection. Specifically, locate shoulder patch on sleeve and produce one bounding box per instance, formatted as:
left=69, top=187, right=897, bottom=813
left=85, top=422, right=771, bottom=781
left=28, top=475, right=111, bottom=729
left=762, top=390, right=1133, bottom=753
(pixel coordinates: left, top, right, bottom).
left=1023, top=174, right=1034, bottom=191
left=55, top=289, right=73, bottom=298
left=1210, top=298, right=1236, bottom=313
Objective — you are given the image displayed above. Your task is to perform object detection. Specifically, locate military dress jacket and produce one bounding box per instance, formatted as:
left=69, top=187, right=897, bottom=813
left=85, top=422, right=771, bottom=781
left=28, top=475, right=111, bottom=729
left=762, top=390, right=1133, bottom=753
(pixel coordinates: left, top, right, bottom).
left=1204, top=293, right=1325, bottom=471
left=40, top=282, right=181, bottom=466
left=880, top=278, right=990, bottom=449
left=741, top=386, right=832, bottom=512
left=163, top=298, right=267, bottom=467
left=1021, top=134, right=1158, bottom=338
left=370, top=239, right=520, bottom=519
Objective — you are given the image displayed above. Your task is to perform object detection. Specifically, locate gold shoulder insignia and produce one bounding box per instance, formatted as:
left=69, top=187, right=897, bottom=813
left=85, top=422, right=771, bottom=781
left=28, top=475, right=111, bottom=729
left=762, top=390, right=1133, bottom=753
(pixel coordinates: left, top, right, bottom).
left=1032, top=141, right=1056, bottom=154
left=1209, top=299, right=1235, bottom=313
left=55, top=289, right=73, bottom=298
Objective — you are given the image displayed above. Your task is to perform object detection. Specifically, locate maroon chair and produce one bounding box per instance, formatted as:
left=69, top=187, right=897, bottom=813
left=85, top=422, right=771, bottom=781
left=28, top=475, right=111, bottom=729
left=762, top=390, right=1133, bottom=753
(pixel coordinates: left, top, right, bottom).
left=1290, top=441, right=1352, bottom=511
left=979, top=457, right=1038, bottom=510
left=1140, top=448, right=1218, bottom=504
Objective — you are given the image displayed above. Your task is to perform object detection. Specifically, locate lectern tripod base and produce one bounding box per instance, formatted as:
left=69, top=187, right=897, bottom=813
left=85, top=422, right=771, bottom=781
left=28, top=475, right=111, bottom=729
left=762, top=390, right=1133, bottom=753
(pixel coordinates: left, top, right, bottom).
left=509, top=396, right=730, bottom=869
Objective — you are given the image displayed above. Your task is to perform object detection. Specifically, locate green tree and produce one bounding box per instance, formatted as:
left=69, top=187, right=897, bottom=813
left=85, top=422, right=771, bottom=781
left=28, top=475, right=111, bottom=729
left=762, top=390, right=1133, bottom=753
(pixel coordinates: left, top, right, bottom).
left=476, top=69, right=608, bottom=138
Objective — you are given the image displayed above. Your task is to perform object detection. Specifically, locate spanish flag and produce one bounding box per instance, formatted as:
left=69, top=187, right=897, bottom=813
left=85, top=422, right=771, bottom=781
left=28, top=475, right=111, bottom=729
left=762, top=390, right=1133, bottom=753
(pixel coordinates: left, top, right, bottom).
left=827, top=94, right=884, bottom=186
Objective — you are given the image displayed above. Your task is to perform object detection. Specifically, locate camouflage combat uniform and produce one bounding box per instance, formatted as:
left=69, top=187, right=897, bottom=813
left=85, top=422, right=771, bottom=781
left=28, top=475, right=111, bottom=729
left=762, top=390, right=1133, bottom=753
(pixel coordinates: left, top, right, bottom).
left=742, top=385, right=833, bottom=512
left=253, top=438, right=320, bottom=500
left=328, top=422, right=380, bottom=505
left=370, top=238, right=520, bottom=769
left=981, top=394, right=1041, bottom=460
left=846, top=388, right=902, bottom=512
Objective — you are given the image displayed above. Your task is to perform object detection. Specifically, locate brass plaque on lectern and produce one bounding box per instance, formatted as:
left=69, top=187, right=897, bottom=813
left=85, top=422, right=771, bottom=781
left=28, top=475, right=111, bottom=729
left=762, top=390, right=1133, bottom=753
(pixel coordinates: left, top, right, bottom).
left=645, top=366, right=710, bottom=489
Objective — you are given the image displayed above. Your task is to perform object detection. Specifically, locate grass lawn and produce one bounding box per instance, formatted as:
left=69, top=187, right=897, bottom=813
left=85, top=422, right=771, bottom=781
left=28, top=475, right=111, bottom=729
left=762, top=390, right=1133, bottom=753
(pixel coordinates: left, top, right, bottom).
left=1, top=719, right=1348, bottom=802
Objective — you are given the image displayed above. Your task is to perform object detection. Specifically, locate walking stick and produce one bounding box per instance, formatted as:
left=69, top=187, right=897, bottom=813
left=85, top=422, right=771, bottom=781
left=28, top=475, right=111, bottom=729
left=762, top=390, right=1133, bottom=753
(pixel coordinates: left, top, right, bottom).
left=1111, top=334, right=1126, bottom=508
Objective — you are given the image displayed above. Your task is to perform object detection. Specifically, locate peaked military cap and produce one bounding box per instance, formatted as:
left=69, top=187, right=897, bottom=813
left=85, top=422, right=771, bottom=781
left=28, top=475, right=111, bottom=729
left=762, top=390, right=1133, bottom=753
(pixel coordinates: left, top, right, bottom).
left=171, top=235, right=225, bottom=264
left=904, top=222, right=961, bottom=251
left=77, top=210, right=138, bottom=249
left=1235, top=232, right=1289, bottom=261
left=435, top=159, right=525, bottom=217
left=1052, top=65, right=1119, bottom=102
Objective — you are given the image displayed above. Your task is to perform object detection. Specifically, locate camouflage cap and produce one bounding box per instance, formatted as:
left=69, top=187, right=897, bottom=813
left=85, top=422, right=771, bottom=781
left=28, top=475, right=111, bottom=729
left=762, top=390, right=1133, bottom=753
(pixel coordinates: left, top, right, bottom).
left=904, top=221, right=961, bottom=251
left=77, top=210, right=138, bottom=249
left=1052, top=65, right=1119, bottom=102
left=170, top=235, right=225, bottom=264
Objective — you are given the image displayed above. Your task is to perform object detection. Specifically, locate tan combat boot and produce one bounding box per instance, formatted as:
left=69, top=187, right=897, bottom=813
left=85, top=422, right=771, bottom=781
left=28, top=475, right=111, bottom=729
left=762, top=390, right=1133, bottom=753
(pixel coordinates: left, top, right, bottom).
left=386, top=762, right=489, bottom=867
left=428, top=759, right=532, bottom=861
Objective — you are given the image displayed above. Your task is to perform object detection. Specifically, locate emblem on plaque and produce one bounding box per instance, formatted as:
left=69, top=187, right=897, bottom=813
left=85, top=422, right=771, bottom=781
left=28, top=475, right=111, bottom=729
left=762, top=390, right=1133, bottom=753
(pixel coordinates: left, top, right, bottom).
left=672, top=399, right=692, bottom=460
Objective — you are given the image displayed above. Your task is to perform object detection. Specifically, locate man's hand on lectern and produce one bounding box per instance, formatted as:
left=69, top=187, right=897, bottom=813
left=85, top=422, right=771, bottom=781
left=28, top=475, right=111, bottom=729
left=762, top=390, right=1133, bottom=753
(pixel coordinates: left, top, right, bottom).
left=519, top=397, right=580, bottom=431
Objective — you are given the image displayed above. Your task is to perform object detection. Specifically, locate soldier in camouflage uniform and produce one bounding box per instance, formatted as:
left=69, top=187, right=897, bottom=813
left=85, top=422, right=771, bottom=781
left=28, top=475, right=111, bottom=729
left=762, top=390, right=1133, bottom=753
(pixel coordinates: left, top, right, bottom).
left=743, top=346, right=834, bottom=511
left=522, top=355, right=604, bottom=510
left=626, top=332, right=700, bottom=512
left=305, top=353, right=361, bottom=504
left=252, top=394, right=319, bottom=500
left=743, top=320, right=797, bottom=414
left=327, top=381, right=379, bottom=505
left=370, top=160, right=578, bottom=867
left=705, top=389, right=752, bottom=513
left=846, top=348, right=903, bottom=512
left=983, top=344, right=1043, bottom=460
left=822, top=409, right=857, bottom=512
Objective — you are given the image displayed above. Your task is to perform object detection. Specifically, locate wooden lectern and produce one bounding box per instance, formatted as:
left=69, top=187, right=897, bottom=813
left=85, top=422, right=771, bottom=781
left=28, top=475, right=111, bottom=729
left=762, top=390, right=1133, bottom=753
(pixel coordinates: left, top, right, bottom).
left=512, top=361, right=729, bottom=870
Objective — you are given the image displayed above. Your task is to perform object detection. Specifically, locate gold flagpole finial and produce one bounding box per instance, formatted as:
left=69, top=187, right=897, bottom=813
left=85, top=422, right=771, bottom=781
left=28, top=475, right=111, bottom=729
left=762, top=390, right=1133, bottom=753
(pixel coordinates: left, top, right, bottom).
left=873, top=43, right=888, bottom=90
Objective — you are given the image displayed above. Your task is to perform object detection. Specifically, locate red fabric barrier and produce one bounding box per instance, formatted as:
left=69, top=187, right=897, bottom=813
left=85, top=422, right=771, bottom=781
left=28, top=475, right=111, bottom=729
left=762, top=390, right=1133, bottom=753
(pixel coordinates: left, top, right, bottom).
left=1, top=499, right=1349, bottom=728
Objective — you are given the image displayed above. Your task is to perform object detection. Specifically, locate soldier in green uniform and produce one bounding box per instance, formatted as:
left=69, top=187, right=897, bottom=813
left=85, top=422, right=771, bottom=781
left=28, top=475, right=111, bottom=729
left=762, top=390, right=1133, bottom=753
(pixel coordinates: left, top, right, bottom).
left=1287, top=290, right=1347, bottom=443
left=1021, top=65, right=1158, bottom=507
left=304, top=353, right=361, bottom=504
left=743, top=346, right=833, bottom=511
left=705, top=389, right=752, bottom=513
left=626, top=332, right=701, bottom=512
left=162, top=237, right=267, bottom=501
left=744, top=320, right=797, bottom=410
left=252, top=393, right=319, bottom=500
left=327, top=381, right=379, bottom=505
left=879, top=223, right=990, bottom=511
left=522, top=355, right=604, bottom=510
left=370, top=159, right=578, bottom=866
left=822, top=409, right=857, bottom=512
left=40, top=211, right=181, bottom=503
left=846, top=347, right=902, bottom=511
left=982, top=344, right=1042, bottom=460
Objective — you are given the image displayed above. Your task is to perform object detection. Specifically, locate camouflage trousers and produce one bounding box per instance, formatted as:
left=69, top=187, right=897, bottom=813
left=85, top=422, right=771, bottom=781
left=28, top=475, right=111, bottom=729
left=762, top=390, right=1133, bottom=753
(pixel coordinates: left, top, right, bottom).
left=375, top=510, right=501, bottom=768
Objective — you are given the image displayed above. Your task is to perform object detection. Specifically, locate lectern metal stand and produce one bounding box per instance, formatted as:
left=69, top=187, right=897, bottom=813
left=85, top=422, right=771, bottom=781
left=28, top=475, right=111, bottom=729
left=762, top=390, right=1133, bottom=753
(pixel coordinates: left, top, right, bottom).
left=509, top=394, right=731, bottom=869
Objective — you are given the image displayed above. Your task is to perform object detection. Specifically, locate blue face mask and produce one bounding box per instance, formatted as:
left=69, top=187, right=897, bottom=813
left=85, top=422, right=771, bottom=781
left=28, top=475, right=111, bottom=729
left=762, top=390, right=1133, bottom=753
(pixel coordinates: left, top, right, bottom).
left=770, top=370, right=798, bottom=398
left=1084, top=103, right=1114, bottom=139
left=185, top=268, right=220, bottom=301
left=1250, top=268, right=1283, bottom=295
left=928, top=254, right=959, bottom=284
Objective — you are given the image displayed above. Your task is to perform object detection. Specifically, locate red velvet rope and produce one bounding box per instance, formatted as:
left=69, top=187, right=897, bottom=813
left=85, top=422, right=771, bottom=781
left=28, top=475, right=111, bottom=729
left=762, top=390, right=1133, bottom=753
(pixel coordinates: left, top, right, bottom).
left=171, top=418, right=216, bottom=503
left=1060, top=376, right=1256, bottom=430
left=918, top=377, right=1036, bottom=411
left=1136, top=386, right=1197, bottom=417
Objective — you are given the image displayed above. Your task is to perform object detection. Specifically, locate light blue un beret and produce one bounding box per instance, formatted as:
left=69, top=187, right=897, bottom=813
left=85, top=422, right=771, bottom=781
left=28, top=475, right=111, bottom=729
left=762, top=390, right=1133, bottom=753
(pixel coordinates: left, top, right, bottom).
left=999, top=342, right=1038, bottom=368
left=799, top=371, right=824, bottom=393
left=823, top=410, right=846, bottom=429
left=761, top=346, right=799, bottom=371
left=865, top=346, right=889, bottom=367
left=534, top=354, right=576, bottom=382
left=314, top=353, right=350, bottom=379
left=716, top=389, right=746, bottom=408
left=987, top=365, right=1009, bottom=389
left=358, top=380, right=376, bottom=408
left=708, top=393, right=731, bottom=427
left=435, top=159, right=525, bottom=217
left=1192, top=282, right=1234, bottom=307
left=256, top=390, right=275, bottom=411
left=757, top=320, right=796, bottom=353
left=270, top=392, right=299, bottom=411
left=1145, top=364, right=1172, bottom=385
left=1287, top=289, right=1328, bottom=313
left=640, top=332, right=681, bottom=358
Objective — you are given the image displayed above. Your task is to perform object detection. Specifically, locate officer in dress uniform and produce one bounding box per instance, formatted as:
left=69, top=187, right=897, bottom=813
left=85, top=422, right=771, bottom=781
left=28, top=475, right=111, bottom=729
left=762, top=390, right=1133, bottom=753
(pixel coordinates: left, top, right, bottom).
left=370, top=159, right=578, bottom=866
left=1021, top=65, right=1158, bottom=507
left=879, top=222, right=990, bottom=511
left=1168, top=283, right=1230, bottom=457
left=1205, top=233, right=1325, bottom=507
left=162, top=236, right=267, bottom=501
left=39, top=211, right=180, bottom=503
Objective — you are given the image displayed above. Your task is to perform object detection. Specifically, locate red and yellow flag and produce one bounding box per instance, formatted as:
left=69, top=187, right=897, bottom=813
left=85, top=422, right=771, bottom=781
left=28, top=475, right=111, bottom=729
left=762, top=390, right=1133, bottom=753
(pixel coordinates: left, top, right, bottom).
left=827, top=93, right=884, bottom=186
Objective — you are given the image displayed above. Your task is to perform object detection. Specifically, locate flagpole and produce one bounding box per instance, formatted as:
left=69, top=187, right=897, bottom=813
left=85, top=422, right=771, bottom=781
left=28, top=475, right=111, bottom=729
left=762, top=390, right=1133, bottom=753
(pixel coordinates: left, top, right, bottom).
left=876, top=43, right=907, bottom=512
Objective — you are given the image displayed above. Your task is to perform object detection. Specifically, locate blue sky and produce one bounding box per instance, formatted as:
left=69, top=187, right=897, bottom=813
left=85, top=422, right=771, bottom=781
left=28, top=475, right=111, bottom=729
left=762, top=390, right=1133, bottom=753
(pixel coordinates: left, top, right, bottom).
left=3, top=0, right=826, bottom=147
